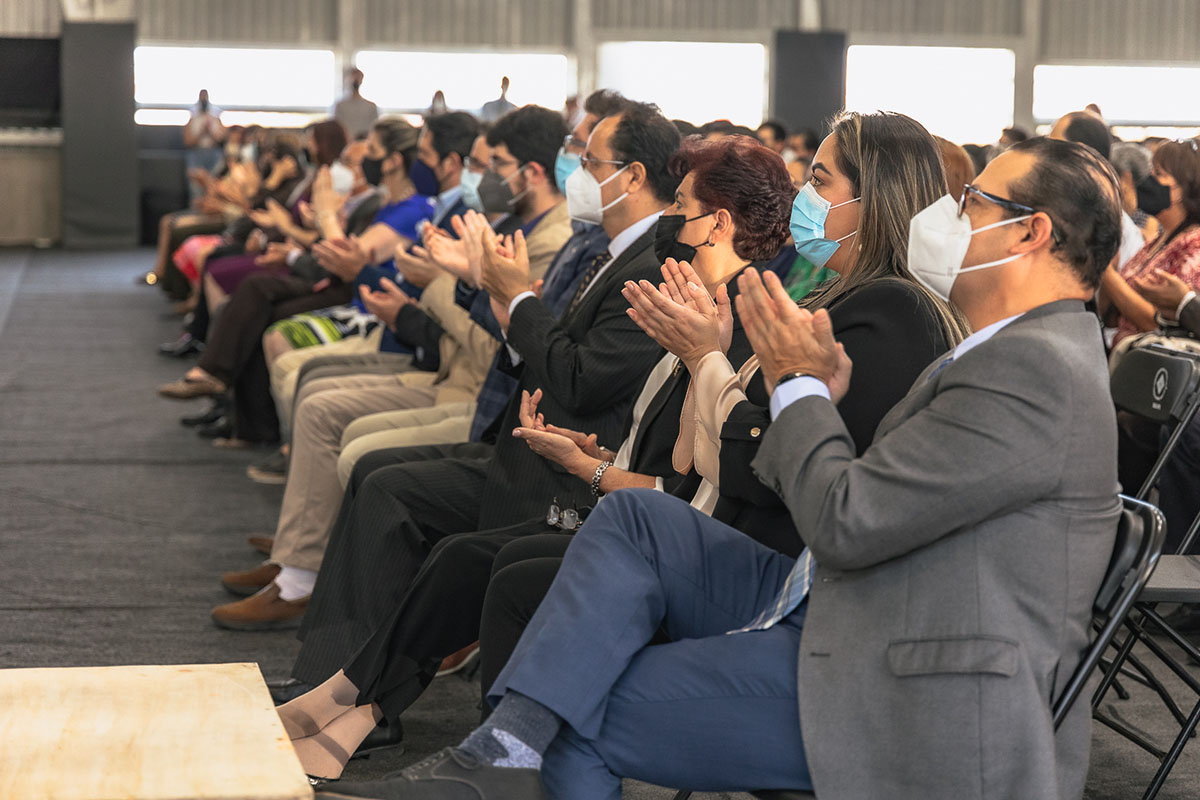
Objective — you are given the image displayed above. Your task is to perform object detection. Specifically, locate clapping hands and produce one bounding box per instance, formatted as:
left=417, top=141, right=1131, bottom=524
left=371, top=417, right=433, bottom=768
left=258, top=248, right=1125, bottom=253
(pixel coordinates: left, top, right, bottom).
left=622, top=259, right=732, bottom=371
left=735, top=268, right=852, bottom=402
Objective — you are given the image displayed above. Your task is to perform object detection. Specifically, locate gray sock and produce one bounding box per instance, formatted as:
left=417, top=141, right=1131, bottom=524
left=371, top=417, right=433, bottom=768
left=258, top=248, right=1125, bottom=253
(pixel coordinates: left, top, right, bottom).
left=457, top=691, right=563, bottom=770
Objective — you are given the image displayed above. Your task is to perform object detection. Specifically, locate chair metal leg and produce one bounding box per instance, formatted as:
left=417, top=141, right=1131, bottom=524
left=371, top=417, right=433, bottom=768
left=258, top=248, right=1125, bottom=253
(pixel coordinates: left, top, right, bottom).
left=1143, top=698, right=1200, bottom=800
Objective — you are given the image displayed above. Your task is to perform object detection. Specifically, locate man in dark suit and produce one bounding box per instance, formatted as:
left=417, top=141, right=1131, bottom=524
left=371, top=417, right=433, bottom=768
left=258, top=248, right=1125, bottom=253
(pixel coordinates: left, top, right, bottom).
left=275, top=102, right=680, bottom=681
left=319, top=138, right=1124, bottom=800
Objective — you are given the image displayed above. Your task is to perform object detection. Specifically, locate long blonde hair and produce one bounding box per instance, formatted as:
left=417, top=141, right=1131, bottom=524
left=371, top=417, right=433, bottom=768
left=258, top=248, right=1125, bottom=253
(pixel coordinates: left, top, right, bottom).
left=802, top=111, right=970, bottom=345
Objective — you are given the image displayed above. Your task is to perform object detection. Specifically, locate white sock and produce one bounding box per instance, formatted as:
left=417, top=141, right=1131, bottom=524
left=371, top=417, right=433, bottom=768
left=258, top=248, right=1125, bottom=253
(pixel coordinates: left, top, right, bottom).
left=275, top=566, right=318, bottom=601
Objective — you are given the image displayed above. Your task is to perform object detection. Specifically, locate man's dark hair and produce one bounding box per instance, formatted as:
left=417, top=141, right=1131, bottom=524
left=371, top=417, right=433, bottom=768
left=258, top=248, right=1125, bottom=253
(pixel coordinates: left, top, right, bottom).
left=1006, top=137, right=1122, bottom=289
left=672, top=119, right=699, bottom=137
left=795, top=127, right=820, bottom=152
left=1061, top=112, right=1112, bottom=160
left=486, top=105, right=569, bottom=190
left=583, top=89, right=628, bottom=119
left=758, top=119, right=787, bottom=142
left=424, top=111, right=479, bottom=163
left=698, top=119, right=737, bottom=137
left=608, top=100, right=684, bottom=204
left=1002, top=126, right=1030, bottom=144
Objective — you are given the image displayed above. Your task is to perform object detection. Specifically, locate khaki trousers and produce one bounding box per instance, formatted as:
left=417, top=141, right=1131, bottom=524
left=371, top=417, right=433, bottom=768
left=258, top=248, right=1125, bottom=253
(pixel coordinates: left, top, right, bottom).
left=336, top=402, right=476, bottom=488
left=269, top=373, right=438, bottom=572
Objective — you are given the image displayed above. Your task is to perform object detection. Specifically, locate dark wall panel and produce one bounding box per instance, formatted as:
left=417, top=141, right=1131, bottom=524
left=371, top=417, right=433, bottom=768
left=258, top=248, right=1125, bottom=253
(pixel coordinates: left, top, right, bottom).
left=61, top=21, right=138, bottom=248
left=771, top=31, right=847, bottom=140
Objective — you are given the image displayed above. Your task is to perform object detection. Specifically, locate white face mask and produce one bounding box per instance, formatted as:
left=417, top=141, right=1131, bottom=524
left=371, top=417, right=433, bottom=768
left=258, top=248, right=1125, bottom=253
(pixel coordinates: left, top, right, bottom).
left=907, top=194, right=1030, bottom=301
left=566, top=163, right=629, bottom=224
left=330, top=161, right=356, bottom=196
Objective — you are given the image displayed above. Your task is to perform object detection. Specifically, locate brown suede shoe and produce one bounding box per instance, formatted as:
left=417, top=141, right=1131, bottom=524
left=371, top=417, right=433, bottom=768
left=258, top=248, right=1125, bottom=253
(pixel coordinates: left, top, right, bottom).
left=436, top=642, right=480, bottom=677
left=212, top=583, right=308, bottom=631
left=221, top=562, right=281, bottom=597
left=247, top=535, right=275, bottom=556
left=158, top=372, right=227, bottom=400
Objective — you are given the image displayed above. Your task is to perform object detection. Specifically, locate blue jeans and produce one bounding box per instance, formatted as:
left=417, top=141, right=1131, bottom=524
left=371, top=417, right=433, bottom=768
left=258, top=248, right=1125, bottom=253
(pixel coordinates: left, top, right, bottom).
left=488, top=489, right=811, bottom=800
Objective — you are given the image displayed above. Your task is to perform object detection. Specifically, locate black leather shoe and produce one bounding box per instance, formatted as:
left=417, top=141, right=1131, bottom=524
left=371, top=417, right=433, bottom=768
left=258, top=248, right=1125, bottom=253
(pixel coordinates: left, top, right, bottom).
left=159, top=332, right=204, bottom=358
left=181, top=398, right=228, bottom=427
left=267, top=677, right=314, bottom=705
left=315, top=748, right=546, bottom=799
left=196, top=417, right=233, bottom=439
left=352, top=719, right=405, bottom=759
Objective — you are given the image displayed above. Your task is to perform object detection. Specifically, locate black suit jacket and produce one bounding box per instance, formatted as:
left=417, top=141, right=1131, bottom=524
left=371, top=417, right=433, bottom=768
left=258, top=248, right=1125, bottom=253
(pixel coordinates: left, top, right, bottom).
left=477, top=227, right=667, bottom=526
left=1181, top=295, right=1200, bottom=336
left=713, top=277, right=953, bottom=556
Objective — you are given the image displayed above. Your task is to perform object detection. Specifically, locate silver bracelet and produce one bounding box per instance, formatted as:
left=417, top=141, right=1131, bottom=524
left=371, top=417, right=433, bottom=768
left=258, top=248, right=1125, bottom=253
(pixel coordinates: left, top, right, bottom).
left=591, top=461, right=613, bottom=498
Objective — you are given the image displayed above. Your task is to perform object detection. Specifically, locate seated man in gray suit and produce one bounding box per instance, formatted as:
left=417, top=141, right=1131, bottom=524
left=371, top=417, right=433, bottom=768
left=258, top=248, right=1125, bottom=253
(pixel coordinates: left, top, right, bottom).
left=317, top=137, right=1123, bottom=800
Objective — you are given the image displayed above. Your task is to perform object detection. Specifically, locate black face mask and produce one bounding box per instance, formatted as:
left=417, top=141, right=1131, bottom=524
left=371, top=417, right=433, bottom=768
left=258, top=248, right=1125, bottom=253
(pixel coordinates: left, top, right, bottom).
left=361, top=156, right=385, bottom=187
left=1137, top=175, right=1172, bottom=217
left=654, top=212, right=715, bottom=264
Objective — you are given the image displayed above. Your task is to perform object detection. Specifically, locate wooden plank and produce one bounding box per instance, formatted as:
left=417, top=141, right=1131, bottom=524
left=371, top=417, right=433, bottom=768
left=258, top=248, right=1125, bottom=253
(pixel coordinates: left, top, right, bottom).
left=0, top=663, right=313, bottom=800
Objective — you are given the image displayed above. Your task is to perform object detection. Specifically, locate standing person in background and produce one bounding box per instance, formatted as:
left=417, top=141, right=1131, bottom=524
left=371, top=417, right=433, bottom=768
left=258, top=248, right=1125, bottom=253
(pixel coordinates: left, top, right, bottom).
left=481, top=77, right=517, bottom=122
left=184, top=89, right=225, bottom=203
left=427, top=90, right=448, bottom=117
left=756, top=119, right=795, bottom=162
left=334, top=68, right=379, bottom=139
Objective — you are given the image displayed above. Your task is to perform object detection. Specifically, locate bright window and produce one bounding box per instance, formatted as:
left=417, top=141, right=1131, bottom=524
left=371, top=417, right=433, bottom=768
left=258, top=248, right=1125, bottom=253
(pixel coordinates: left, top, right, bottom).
left=596, top=41, right=766, bottom=127
left=354, top=51, right=572, bottom=113
left=134, top=46, right=336, bottom=109
left=845, top=45, right=1015, bottom=144
left=1034, top=65, right=1200, bottom=125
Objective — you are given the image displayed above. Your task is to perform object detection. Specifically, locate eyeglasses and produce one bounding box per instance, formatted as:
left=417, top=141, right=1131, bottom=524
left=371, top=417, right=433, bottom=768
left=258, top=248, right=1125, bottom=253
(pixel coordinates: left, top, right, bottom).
left=959, top=184, right=1063, bottom=246
left=546, top=497, right=590, bottom=531
left=463, top=155, right=487, bottom=173
left=579, top=153, right=628, bottom=171
left=562, top=133, right=588, bottom=152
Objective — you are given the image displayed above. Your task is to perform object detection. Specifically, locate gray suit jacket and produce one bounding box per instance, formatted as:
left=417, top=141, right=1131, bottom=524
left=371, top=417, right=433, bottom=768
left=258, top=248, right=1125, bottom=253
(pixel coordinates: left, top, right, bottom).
left=753, top=300, right=1120, bottom=800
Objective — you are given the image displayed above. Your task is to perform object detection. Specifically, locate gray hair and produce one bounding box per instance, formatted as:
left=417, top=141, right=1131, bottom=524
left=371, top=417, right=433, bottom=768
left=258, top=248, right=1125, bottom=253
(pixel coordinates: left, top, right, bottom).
left=1111, top=142, right=1153, bottom=183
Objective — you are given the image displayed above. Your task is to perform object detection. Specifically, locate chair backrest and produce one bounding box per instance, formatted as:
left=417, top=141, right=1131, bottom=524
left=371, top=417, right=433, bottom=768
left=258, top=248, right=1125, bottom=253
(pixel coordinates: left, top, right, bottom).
left=1051, top=495, right=1166, bottom=729
left=1110, top=343, right=1200, bottom=424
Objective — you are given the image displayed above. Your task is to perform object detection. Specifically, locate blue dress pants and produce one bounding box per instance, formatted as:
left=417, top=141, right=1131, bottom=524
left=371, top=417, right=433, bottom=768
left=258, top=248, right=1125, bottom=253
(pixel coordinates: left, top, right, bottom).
left=487, top=489, right=812, bottom=800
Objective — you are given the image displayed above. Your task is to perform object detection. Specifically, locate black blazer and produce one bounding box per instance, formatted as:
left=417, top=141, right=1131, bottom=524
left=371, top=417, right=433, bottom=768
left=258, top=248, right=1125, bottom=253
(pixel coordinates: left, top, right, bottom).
left=477, top=227, right=667, bottom=527
left=713, top=277, right=954, bottom=556
left=621, top=267, right=759, bottom=497
left=1181, top=296, right=1200, bottom=336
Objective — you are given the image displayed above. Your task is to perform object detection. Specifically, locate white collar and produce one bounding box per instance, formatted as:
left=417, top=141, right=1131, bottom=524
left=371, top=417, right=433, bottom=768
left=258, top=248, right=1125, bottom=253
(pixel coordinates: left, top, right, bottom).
left=954, top=313, right=1022, bottom=359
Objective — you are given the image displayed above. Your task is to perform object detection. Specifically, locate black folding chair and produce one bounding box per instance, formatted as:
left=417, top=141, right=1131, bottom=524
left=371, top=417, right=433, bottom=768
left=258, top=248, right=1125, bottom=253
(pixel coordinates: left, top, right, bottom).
left=1093, top=511, right=1200, bottom=799
left=1110, top=341, right=1200, bottom=501
left=671, top=497, right=1162, bottom=800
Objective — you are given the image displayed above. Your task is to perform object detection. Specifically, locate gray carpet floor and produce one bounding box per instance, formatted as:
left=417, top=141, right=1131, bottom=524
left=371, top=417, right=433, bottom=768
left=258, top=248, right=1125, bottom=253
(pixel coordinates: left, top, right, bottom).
left=0, top=247, right=1197, bottom=798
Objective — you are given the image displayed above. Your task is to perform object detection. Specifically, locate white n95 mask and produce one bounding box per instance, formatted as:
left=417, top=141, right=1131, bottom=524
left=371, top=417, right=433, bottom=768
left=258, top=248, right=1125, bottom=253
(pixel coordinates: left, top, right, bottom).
left=566, top=164, right=629, bottom=224
left=907, top=194, right=1030, bottom=301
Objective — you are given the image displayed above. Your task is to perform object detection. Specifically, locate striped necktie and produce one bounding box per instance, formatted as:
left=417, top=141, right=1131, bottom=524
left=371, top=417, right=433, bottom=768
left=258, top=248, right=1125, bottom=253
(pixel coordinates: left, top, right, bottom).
left=730, top=351, right=959, bottom=634
left=567, top=249, right=612, bottom=313
left=729, top=549, right=815, bottom=633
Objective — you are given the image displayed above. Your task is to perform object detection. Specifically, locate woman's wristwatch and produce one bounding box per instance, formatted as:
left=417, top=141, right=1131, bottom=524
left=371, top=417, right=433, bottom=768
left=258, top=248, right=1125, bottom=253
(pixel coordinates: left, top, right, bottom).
left=775, top=371, right=818, bottom=389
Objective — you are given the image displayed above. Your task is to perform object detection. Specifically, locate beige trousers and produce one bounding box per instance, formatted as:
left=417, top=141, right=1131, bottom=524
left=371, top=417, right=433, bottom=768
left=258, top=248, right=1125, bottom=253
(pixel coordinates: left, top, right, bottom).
left=336, top=402, right=476, bottom=488
left=269, top=373, right=438, bottom=572
left=268, top=328, right=384, bottom=434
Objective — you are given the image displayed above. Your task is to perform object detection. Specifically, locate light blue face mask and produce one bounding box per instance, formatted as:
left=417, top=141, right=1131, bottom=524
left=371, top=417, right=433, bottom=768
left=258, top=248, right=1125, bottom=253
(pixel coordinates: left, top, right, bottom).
left=790, top=182, right=860, bottom=268
left=460, top=169, right=485, bottom=212
left=555, top=147, right=581, bottom=192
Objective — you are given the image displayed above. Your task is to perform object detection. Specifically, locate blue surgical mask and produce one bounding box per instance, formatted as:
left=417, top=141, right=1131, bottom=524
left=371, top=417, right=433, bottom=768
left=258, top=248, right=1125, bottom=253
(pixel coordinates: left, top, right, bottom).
left=460, top=169, right=485, bottom=212
left=790, top=182, right=860, bottom=268
left=555, top=147, right=581, bottom=191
